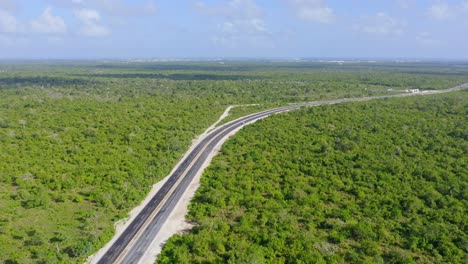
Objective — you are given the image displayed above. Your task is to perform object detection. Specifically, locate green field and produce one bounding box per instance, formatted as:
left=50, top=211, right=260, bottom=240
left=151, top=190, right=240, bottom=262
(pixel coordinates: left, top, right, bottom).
left=0, top=61, right=467, bottom=263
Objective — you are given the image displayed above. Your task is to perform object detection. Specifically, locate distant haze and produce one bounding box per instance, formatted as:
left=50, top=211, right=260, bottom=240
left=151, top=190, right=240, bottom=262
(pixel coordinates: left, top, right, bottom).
left=1, top=0, right=468, bottom=59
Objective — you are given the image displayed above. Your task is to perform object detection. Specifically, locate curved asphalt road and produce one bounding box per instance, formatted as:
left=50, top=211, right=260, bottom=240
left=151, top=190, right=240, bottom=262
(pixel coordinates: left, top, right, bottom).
left=97, top=83, right=468, bottom=264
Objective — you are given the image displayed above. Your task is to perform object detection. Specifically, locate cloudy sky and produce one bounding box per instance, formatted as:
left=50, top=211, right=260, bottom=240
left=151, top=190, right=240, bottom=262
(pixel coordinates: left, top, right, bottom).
left=0, top=0, right=467, bottom=59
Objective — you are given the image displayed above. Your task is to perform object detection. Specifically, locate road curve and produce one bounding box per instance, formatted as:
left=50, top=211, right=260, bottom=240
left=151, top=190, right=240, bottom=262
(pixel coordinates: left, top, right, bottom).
left=96, top=83, right=468, bottom=264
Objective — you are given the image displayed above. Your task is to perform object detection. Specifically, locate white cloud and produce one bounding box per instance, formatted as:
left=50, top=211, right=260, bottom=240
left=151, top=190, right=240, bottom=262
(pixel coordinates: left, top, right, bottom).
left=428, top=2, right=455, bottom=20
left=221, top=18, right=266, bottom=35
left=197, top=0, right=271, bottom=47
left=50, top=0, right=157, bottom=17
left=90, top=0, right=157, bottom=17
left=81, top=24, right=109, bottom=37
left=196, top=0, right=262, bottom=19
left=288, top=0, right=335, bottom=23
left=74, top=8, right=110, bottom=37
left=427, top=1, right=468, bottom=21
left=75, top=8, right=100, bottom=21
left=0, top=9, right=20, bottom=33
left=354, top=13, right=405, bottom=35
left=31, top=8, right=67, bottom=34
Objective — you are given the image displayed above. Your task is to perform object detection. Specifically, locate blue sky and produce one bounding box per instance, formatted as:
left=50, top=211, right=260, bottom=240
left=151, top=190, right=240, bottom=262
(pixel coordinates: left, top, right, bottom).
left=0, top=0, right=467, bottom=59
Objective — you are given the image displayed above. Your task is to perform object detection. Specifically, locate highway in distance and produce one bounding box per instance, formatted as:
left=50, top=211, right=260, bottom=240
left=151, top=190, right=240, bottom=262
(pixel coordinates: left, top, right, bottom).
left=96, top=83, right=468, bottom=264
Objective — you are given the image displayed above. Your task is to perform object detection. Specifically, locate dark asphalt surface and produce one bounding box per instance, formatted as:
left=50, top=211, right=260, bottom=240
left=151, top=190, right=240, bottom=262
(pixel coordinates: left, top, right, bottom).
left=98, top=104, right=297, bottom=264
left=97, top=84, right=468, bottom=264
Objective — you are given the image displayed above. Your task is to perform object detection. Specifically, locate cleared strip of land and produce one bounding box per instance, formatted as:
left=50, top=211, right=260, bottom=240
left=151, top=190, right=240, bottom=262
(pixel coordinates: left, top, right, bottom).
left=92, top=83, right=468, bottom=264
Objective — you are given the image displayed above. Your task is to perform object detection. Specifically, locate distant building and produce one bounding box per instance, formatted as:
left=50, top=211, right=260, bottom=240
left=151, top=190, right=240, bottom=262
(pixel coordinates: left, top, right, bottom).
left=406, top=89, right=420, bottom=93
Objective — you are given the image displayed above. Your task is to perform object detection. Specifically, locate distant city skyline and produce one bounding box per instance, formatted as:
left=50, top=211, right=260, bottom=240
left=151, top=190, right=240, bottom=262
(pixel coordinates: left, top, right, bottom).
left=1, top=0, right=468, bottom=59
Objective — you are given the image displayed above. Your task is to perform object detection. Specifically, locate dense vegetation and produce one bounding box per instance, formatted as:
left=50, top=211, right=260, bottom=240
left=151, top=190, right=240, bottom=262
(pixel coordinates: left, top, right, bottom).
left=0, top=83, right=227, bottom=264
left=158, top=91, right=468, bottom=263
left=0, top=60, right=467, bottom=263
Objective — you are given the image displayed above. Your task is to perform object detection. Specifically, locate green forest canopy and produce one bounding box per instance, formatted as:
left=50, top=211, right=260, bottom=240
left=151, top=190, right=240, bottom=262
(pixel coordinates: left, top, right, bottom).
left=0, top=61, right=467, bottom=263
left=158, top=91, right=467, bottom=264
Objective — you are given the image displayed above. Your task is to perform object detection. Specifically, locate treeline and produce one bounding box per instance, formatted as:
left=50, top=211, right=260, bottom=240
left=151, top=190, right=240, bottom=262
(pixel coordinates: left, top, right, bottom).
left=158, top=91, right=467, bottom=263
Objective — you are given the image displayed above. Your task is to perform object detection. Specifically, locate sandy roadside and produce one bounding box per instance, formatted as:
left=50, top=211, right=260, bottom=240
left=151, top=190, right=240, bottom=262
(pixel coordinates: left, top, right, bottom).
left=137, top=115, right=265, bottom=264
left=133, top=86, right=468, bottom=263
left=85, top=84, right=468, bottom=264
left=86, top=104, right=246, bottom=264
